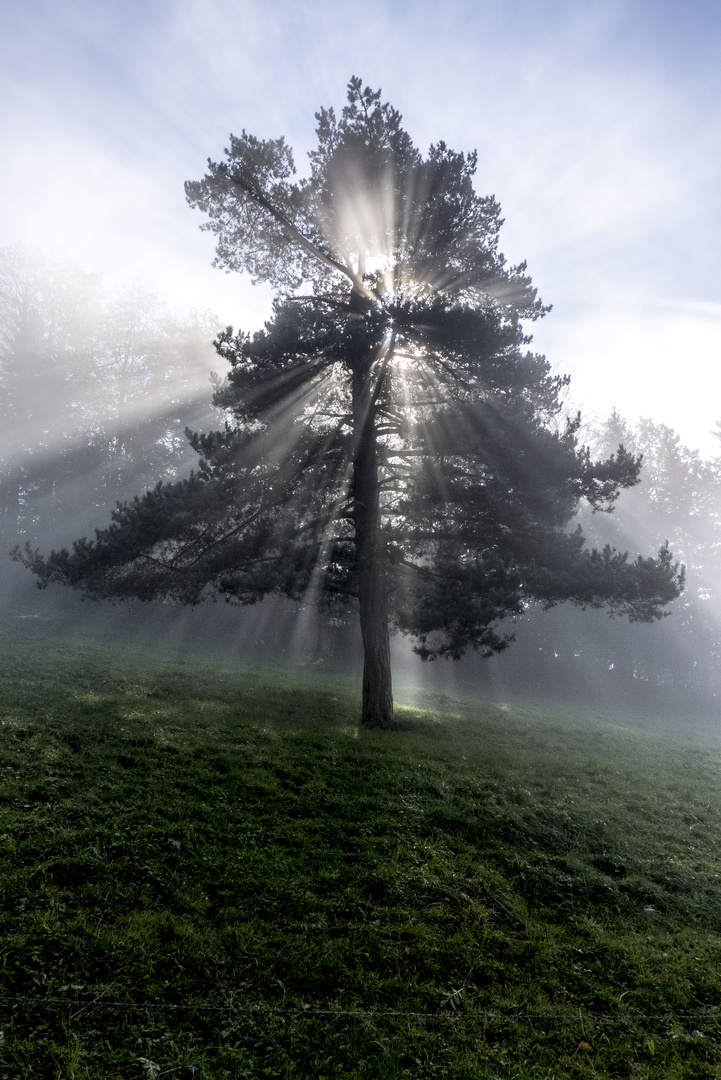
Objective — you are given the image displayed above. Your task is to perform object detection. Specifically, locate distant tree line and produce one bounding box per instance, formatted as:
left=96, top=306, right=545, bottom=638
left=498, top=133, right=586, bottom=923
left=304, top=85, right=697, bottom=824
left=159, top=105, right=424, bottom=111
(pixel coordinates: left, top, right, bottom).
left=0, top=246, right=220, bottom=551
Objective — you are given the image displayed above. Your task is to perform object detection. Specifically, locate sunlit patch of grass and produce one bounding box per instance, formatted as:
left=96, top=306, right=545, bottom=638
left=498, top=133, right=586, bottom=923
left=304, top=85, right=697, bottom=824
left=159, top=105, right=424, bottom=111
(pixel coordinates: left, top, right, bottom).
left=3, top=622, right=721, bottom=1076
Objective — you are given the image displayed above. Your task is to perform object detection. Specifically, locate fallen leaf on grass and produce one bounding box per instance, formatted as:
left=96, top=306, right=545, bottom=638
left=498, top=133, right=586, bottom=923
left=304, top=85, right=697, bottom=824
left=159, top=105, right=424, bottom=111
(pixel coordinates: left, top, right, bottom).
left=578, top=1041, right=593, bottom=1051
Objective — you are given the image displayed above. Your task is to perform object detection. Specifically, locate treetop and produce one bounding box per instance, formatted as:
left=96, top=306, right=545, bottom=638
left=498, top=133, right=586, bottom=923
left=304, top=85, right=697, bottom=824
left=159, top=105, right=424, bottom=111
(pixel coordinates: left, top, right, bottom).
left=185, top=77, right=546, bottom=320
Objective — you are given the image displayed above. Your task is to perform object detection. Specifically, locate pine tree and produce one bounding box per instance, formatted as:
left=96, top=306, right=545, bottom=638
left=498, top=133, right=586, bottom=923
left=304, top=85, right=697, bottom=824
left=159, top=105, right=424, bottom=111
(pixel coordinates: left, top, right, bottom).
left=15, top=80, right=683, bottom=728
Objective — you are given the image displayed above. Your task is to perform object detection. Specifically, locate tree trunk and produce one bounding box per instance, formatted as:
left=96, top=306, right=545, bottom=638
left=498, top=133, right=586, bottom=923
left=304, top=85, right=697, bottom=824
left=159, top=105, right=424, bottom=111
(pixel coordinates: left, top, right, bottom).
left=359, top=554, right=394, bottom=728
left=352, top=353, right=394, bottom=729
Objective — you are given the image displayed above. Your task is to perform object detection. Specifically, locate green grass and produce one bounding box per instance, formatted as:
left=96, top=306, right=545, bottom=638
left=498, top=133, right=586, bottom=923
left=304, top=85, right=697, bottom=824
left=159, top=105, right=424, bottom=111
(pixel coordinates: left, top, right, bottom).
left=2, top=622, right=721, bottom=1078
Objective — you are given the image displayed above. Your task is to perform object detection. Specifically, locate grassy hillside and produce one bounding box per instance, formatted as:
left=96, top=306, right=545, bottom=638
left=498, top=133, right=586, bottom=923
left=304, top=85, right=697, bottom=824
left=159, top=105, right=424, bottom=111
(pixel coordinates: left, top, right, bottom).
left=2, top=622, right=721, bottom=1078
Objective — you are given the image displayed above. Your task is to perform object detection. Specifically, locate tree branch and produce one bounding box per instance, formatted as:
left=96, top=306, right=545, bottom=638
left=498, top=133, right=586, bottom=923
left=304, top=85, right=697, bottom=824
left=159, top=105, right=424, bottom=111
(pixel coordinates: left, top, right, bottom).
left=228, top=171, right=370, bottom=295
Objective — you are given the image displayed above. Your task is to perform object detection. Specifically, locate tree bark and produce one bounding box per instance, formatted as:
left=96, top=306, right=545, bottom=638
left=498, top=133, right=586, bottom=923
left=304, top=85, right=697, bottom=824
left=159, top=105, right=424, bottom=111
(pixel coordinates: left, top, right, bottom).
left=352, top=350, right=394, bottom=729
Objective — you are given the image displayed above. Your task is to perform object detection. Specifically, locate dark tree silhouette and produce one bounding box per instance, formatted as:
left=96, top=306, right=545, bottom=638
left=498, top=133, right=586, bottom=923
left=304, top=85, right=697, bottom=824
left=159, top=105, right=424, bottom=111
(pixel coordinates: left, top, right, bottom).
left=15, top=80, right=683, bottom=728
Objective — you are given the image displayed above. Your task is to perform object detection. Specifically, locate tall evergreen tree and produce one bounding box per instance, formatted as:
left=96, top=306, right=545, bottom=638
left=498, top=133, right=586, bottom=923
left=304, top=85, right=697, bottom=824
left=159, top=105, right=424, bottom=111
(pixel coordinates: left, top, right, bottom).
left=16, top=80, right=683, bottom=728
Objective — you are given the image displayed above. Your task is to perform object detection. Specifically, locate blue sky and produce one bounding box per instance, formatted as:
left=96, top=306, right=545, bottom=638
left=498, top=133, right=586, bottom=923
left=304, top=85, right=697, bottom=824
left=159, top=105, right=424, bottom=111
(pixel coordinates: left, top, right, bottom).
left=2, top=0, right=720, bottom=450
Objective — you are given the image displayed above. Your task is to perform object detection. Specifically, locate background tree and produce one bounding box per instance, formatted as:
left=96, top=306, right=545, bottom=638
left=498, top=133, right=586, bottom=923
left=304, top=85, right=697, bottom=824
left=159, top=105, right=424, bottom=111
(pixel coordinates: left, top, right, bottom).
left=488, top=411, right=721, bottom=711
left=0, top=246, right=102, bottom=546
left=16, top=80, right=683, bottom=728
left=0, top=246, right=220, bottom=551
left=577, top=413, right=721, bottom=705
left=92, top=281, right=221, bottom=509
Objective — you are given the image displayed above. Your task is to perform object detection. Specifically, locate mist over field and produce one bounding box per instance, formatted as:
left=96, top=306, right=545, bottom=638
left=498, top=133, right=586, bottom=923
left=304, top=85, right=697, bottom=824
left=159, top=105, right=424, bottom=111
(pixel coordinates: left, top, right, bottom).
left=1, top=239, right=718, bottom=731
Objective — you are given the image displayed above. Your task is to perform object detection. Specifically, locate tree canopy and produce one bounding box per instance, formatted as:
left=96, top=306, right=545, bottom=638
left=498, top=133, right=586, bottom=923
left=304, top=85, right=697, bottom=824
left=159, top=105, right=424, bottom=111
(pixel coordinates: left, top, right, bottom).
left=15, top=79, right=683, bottom=728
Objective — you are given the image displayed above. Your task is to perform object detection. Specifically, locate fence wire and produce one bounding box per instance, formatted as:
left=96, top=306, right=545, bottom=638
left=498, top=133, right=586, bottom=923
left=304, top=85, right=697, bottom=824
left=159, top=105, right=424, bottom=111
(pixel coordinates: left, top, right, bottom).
left=1, top=995, right=719, bottom=1024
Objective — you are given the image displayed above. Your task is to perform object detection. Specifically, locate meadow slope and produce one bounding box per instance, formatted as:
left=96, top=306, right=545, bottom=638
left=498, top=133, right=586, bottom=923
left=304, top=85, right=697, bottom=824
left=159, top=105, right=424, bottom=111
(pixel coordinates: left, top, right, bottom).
left=2, top=622, right=721, bottom=1078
